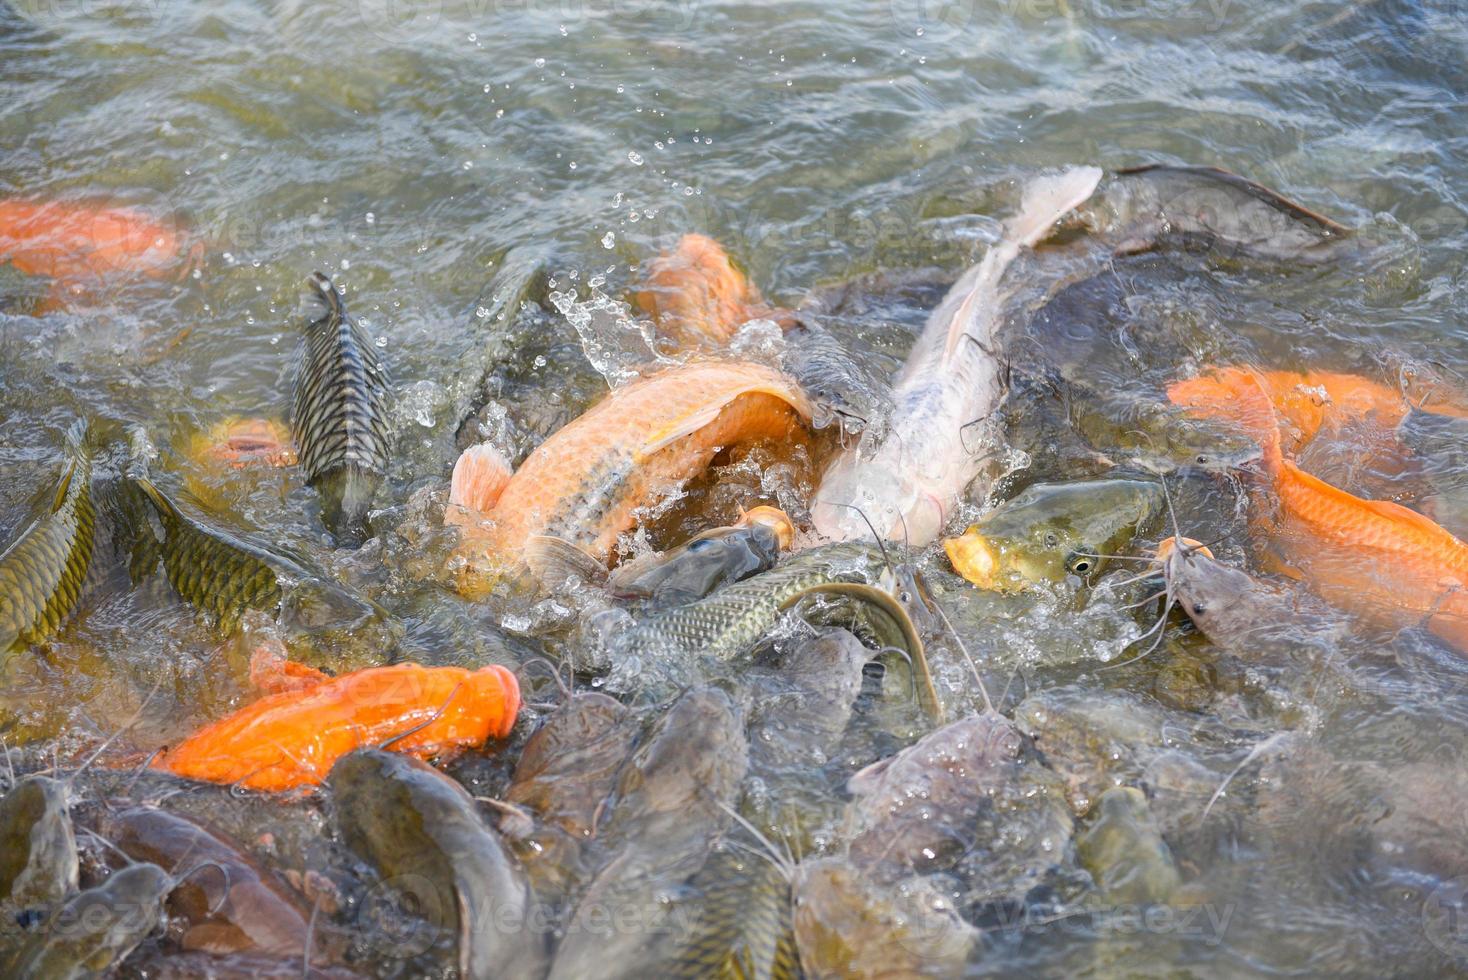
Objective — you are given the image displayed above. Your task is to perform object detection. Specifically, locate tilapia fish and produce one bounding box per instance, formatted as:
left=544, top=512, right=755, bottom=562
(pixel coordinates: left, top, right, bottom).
left=293, top=272, right=392, bottom=544
left=449, top=361, right=813, bottom=596
left=0, top=424, right=95, bottom=660
left=812, top=167, right=1104, bottom=545
left=129, top=473, right=378, bottom=637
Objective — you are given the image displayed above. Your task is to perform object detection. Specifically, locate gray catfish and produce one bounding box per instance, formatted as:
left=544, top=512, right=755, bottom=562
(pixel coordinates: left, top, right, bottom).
left=6, top=862, right=172, bottom=979
left=547, top=686, right=749, bottom=980
left=841, top=711, right=1073, bottom=908
left=329, top=749, right=548, bottom=980
left=0, top=774, right=77, bottom=912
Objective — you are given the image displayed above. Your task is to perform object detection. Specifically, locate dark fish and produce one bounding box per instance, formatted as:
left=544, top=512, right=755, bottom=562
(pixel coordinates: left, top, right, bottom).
left=666, top=849, right=800, bottom=980
left=293, top=273, right=391, bottom=544
left=548, top=686, right=749, bottom=980
left=604, top=506, right=793, bottom=606
left=1089, top=164, right=1352, bottom=262
left=781, top=315, right=893, bottom=435
left=0, top=775, right=77, bottom=911
left=502, top=691, right=636, bottom=901
left=506, top=691, right=634, bottom=838
left=1155, top=537, right=1343, bottom=654
left=328, top=748, right=548, bottom=980
left=94, top=806, right=313, bottom=957
left=6, top=861, right=171, bottom=979
left=842, top=712, right=1073, bottom=906
left=749, top=628, right=868, bottom=774
left=609, top=543, right=939, bottom=718
left=791, top=857, right=977, bottom=979
left=0, top=424, right=95, bottom=662
left=129, top=473, right=380, bottom=638
left=1075, top=786, right=1179, bottom=905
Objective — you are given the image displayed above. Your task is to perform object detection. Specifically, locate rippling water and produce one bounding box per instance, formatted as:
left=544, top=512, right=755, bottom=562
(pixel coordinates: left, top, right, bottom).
left=2, top=0, right=1468, bottom=975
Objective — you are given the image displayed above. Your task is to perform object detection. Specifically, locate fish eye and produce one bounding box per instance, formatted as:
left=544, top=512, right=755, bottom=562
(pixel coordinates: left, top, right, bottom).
left=1190, top=603, right=1206, bottom=616
left=1196, top=454, right=1210, bottom=465
left=1043, top=531, right=1060, bottom=549
left=1072, top=558, right=1091, bottom=573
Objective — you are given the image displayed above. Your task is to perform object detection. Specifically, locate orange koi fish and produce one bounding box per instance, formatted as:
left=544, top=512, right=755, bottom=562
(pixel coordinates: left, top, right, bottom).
left=154, top=651, right=521, bottom=791
left=0, top=199, right=185, bottom=282
left=448, top=361, right=813, bottom=597
left=1168, top=366, right=1468, bottom=455
left=1170, top=369, right=1468, bottom=651
left=631, top=233, right=791, bottom=348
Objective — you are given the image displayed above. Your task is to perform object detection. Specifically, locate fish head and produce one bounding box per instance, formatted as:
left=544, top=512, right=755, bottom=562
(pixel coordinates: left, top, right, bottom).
left=945, top=480, right=1162, bottom=591
left=1156, top=536, right=1262, bottom=638
left=467, top=665, right=524, bottom=740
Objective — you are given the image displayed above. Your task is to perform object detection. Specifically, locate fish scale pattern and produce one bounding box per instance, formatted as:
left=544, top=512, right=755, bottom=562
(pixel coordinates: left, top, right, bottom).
left=292, top=273, right=391, bottom=528
left=0, top=455, right=95, bottom=653
left=669, top=852, right=800, bottom=980
left=133, top=477, right=284, bottom=634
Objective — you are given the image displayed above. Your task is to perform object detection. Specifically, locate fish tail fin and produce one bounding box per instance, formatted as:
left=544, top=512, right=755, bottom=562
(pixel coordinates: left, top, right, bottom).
left=305, top=272, right=346, bottom=320
left=1006, top=165, right=1105, bottom=249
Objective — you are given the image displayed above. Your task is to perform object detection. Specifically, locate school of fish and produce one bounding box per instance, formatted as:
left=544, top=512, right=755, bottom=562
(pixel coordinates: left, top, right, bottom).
left=6, top=155, right=1468, bottom=980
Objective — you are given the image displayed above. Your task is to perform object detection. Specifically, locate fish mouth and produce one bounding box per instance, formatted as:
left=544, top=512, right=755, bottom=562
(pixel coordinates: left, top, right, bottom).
left=944, top=529, right=999, bottom=589
left=739, top=505, right=795, bottom=550
left=1155, top=536, right=1214, bottom=562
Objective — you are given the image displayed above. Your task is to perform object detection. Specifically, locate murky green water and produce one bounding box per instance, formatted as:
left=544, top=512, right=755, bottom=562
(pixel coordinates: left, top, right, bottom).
left=2, top=0, right=1468, bottom=975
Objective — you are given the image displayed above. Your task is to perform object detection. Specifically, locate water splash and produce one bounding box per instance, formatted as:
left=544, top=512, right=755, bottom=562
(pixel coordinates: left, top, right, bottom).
left=548, top=283, right=669, bottom=388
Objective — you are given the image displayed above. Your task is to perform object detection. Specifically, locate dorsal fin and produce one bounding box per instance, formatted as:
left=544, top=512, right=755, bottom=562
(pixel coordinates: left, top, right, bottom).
left=638, top=373, right=812, bottom=458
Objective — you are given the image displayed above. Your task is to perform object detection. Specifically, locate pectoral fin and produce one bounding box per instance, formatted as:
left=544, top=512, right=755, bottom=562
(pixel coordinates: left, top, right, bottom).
left=525, top=534, right=609, bottom=587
